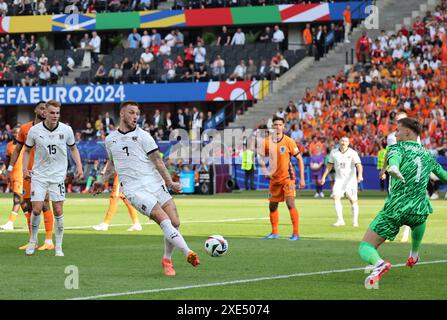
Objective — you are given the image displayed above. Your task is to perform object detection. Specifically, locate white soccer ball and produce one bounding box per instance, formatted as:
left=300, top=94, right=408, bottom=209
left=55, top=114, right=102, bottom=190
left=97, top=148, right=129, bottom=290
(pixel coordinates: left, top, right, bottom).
left=204, top=235, right=228, bottom=257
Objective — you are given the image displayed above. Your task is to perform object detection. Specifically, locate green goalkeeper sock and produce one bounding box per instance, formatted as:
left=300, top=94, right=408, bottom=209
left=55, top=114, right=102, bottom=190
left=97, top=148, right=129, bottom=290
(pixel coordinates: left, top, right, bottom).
left=410, top=222, right=426, bottom=258
left=358, top=241, right=383, bottom=265
left=85, top=177, right=93, bottom=190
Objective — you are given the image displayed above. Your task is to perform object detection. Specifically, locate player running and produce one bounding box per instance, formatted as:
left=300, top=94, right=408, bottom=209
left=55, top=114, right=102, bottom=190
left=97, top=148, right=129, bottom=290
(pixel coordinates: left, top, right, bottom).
left=321, top=136, right=363, bottom=227
left=4, top=102, right=56, bottom=250
left=258, top=116, right=305, bottom=241
left=92, top=173, right=142, bottom=232
left=359, top=118, right=447, bottom=288
left=23, top=100, right=84, bottom=257
left=94, top=101, right=199, bottom=276
left=379, top=112, right=418, bottom=242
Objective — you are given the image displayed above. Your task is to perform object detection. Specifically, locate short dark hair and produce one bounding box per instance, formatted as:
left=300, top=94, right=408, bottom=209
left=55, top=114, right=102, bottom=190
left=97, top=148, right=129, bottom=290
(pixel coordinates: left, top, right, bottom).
left=34, top=100, right=46, bottom=108
left=120, top=101, right=140, bottom=110
left=398, top=117, right=421, bottom=135
left=272, top=116, right=285, bottom=123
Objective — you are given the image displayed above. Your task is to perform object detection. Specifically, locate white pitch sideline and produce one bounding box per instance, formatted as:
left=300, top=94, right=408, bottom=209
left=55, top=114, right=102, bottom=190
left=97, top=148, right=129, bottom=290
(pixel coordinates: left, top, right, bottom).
left=0, top=217, right=269, bottom=232
left=68, top=260, right=447, bottom=300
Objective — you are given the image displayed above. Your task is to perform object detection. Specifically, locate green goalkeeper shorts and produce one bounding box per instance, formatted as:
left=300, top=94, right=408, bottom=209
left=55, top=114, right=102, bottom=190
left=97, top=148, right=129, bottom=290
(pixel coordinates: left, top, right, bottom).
left=369, top=209, right=429, bottom=241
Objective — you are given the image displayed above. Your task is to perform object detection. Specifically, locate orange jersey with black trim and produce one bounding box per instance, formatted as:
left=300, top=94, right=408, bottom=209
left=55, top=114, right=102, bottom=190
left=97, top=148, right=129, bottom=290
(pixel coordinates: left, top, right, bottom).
left=17, top=121, right=35, bottom=170
left=263, top=134, right=300, bottom=183
left=6, top=141, right=23, bottom=179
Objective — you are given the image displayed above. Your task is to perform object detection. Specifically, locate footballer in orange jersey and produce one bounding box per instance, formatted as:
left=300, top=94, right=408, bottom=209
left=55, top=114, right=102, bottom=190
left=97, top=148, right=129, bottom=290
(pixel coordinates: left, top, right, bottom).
left=258, top=116, right=305, bottom=241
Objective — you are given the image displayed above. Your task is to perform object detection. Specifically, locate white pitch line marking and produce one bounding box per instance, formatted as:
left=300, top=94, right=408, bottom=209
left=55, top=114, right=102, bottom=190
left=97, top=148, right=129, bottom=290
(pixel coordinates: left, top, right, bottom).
left=68, top=260, right=447, bottom=300
left=0, top=217, right=269, bottom=232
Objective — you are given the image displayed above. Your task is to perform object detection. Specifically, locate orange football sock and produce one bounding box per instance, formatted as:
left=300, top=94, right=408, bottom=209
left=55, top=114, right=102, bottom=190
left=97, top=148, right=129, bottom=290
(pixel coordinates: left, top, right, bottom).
left=43, top=210, right=54, bottom=241
left=104, top=197, right=119, bottom=224
left=123, top=198, right=140, bottom=224
left=269, top=210, right=279, bottom=235
left=25, top=212, right=31, bottom=234
left=289, top=207, right=299, bottom=236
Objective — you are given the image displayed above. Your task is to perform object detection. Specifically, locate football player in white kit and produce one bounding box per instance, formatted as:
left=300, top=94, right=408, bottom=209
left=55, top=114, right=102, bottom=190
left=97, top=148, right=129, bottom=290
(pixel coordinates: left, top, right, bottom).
left=379, top=112, right=417, bottom=242
left=23, top=100, right=84, bottom=257
left=95, top=101, right=199, bottom=276
left=321, top=136, right=363, bottom=227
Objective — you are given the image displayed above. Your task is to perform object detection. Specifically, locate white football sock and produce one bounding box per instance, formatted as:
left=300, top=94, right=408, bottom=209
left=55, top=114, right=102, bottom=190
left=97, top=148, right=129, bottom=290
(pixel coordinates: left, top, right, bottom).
left=164, top=226, right=177, bottom=260
left=54, top=215, right=64, bottom=249
left=402, top=225, right=410, bottom=238
left=410, top=250, right=419, bottom=259
left=334, top=199, right=344, bottom=222
left=30, top=213, right=41, bottom=244
left=159, top=219, right=190, bottom=256
left=352, top=202, right=359, bottom=225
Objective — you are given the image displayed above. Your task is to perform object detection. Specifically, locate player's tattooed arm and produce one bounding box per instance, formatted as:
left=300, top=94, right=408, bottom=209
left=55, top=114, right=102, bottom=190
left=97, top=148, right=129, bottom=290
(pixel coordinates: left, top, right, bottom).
left=92, top=160, right=114, bottom=194
left=100, top=160, right=115, bottom=184
left=148, top=151, right=182, bottom=193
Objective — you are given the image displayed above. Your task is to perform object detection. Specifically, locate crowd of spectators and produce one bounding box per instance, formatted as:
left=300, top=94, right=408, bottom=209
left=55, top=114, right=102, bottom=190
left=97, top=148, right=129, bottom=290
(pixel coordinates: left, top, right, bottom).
left=0, top=32, right=85, bottom=86
left=72, top=106, right=208, bottom=143
left=85, top=25, right=295, bottom=84
left=257, top=4, right=447, bottom=159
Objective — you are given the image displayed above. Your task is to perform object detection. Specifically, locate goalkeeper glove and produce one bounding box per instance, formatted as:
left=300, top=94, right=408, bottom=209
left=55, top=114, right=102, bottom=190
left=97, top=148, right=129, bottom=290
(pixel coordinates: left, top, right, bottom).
left=387, top=165, right=405, bottom=183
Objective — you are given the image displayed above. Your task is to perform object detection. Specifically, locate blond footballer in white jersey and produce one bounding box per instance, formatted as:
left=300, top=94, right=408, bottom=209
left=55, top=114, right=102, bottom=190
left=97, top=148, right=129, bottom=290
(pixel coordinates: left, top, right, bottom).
left=95, top=101, right=200, bottom=276
left=22, top=100, right=84, bottom=257
left=322, top=136, right=363, bottom=227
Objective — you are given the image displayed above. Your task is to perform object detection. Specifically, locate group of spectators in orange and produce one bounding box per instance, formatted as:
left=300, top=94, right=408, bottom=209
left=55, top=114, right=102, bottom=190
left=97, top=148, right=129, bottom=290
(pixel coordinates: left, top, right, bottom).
left=259, top=2, right=447, bottom=158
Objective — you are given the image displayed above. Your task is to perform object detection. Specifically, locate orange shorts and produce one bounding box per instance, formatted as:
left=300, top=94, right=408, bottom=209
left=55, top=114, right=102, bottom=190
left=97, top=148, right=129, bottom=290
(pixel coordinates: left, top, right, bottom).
left=268, top=180, right=296, bottom=202
left=11, top=178, right=23, bottom=195
left=23, top=178, right=31, bottom=199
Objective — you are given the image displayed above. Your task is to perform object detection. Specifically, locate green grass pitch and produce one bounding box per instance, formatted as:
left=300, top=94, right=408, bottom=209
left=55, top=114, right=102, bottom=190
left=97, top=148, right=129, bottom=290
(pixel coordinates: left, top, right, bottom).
left=0, top=191, right=446, bottom=300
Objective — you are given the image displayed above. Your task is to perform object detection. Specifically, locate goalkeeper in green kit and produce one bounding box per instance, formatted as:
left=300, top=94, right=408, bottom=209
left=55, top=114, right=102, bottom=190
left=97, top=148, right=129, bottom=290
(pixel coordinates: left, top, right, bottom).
left=358, top=118, right=447, bottom=288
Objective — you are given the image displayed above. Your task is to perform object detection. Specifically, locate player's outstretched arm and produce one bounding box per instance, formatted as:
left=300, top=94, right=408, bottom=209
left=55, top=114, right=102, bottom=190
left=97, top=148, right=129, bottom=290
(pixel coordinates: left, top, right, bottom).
left=386, top=148, right=405, bottom=183
left=69, top=144, right=84, bottom=180
left=432, top=162, right=447, bottom=185
left=148, top=152, right=182, bottom=193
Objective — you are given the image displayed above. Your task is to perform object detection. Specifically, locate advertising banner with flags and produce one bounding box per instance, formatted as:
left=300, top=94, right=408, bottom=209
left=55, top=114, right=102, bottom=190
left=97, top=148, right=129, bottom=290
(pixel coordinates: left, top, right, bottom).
left=0, top=1, right=371, bottom=34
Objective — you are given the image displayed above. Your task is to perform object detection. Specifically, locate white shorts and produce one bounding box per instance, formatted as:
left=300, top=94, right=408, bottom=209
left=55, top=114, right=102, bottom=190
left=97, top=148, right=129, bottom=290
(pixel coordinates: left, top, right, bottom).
left=31, top=179, right=65, bottom=202
left=332, top=180, right=358, bottom=201
left=124, top=183, right=172, bottom=217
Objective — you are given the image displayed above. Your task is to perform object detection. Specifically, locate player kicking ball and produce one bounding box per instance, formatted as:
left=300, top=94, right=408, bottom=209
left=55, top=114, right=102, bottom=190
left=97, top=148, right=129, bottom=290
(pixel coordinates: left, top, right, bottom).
left=94, top=101, right=199, bottom=276
left=359, top=118, right=447, bottom=288
left=321, top=136, right=363, bottom=227
left=23, top=100, right=84, bottom=257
